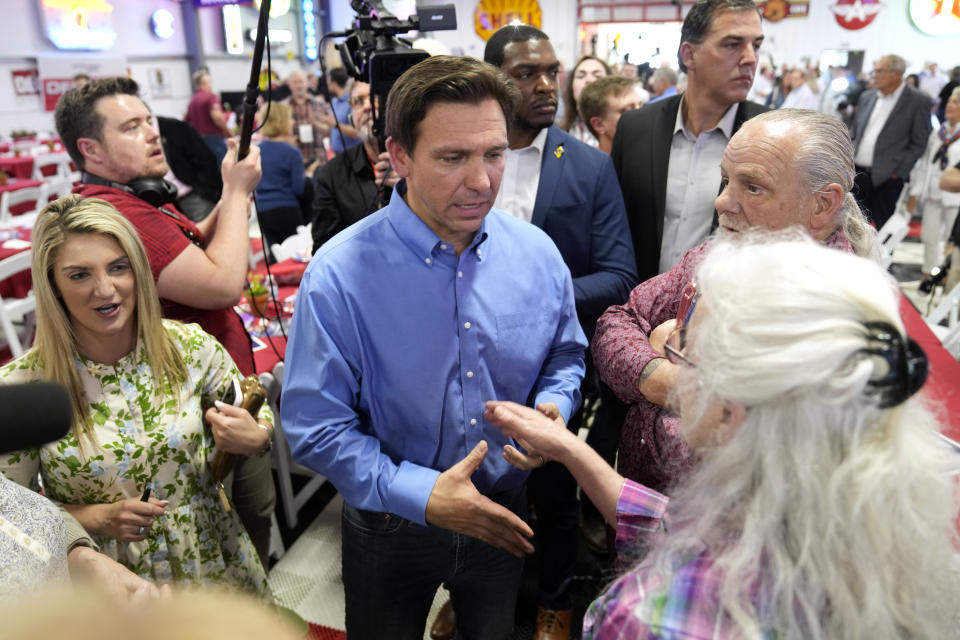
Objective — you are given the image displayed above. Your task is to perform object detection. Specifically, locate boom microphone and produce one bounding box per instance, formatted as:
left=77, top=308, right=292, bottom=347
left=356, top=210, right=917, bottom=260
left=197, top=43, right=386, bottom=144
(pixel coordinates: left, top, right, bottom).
left=0, top=382, right=73, bottom=455
left=236, top=0, right=272, bottom=161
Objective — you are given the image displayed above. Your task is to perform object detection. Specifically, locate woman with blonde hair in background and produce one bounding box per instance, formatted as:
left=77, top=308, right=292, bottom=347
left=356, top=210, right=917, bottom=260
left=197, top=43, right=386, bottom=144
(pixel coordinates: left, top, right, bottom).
left=487, top=231, right=959, bottom=639
left=0, top=195, right=273, bottom=593
left=255, top=101, right=311, bottom=257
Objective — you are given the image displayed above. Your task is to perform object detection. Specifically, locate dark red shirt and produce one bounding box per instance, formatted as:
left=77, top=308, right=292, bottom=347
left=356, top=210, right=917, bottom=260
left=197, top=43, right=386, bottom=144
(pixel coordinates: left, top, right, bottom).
left=184, top=90, right=224, bottom=137
left=74, top=183, right=255, bottom=376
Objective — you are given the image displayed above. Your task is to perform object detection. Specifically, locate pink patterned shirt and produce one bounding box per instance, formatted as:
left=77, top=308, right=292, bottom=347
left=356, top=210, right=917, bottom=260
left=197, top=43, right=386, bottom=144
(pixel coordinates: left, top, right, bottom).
left=593, top=230, right=853, bottom=493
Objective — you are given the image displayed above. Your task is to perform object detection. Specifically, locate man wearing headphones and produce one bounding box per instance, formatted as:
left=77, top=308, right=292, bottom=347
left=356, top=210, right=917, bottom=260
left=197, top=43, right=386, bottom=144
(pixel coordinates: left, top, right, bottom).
left=54, top=77, right=275, bottom=569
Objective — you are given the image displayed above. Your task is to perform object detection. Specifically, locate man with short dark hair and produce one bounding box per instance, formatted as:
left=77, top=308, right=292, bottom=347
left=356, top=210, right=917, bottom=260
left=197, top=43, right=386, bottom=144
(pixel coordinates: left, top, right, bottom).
left=283, top=56, right=587, bottom=640
left=613, top=0, right=767, bottom=282
left=54, top=77, right=275, bottom=569
left=484, top=26, right=637, bottom=640
left=851, top=54, right=932, bottom=229
left=327, top=67, right=361, bottom=154
left=580, top=76, right=642, bottom=154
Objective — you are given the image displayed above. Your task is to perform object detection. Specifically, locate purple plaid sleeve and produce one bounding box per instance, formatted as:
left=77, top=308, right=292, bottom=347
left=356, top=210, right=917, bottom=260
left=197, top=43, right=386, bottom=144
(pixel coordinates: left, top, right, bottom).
left=582, top=480, right=735, bottom=639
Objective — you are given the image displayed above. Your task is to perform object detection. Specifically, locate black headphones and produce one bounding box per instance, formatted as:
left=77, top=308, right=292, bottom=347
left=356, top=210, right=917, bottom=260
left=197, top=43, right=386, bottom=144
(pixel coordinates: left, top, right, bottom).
left=81, top=171, right=179, bottom=208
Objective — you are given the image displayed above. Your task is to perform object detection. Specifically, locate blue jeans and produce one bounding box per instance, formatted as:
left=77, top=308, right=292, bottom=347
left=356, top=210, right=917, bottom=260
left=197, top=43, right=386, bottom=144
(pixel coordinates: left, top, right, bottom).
left=341, top=487, right=526, bottom=640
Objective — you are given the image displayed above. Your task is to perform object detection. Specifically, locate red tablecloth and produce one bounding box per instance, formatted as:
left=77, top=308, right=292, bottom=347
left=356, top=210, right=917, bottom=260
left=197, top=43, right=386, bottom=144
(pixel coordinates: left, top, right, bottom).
left=0, top=152, right=70, bottom=180
left=0, top=179, right=44, bottom=215
left=0, top=156, right=35, bottom=179
left=240, top=282, right=298, bottom=375
left=899, top=293, right=960, bottom=441
left=0, top=227, right=32, bottom=299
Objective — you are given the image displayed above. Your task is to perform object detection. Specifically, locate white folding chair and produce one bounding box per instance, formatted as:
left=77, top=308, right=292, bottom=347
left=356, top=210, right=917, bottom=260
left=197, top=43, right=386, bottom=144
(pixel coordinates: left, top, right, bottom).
left=0, top=250, right=36, bottom=358
left=270, top=231, right=312, bottom=263
left=260, top=361, right=327, bottom=528
left=43, top=177, right=73, bottom=202
left=0, top=187, right=42, bottom=225
left=927, top=282, right=960, bottom=358
left=31, top=154, right=65, bottom=181
left=877, top=212, right=909, bottom=269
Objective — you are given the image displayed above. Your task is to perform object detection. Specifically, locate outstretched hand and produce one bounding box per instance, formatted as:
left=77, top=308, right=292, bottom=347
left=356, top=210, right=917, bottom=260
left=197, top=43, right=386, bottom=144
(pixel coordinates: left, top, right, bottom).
left=424, top=441, right=534, bottom=557
left=484, top=401, right=577, bottom=471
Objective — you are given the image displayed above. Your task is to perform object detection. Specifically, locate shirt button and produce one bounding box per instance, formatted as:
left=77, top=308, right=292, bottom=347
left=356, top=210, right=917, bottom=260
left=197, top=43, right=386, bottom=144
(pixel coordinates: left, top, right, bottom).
left=641, top=438, right=645, bottom=445
left=425, top=257, right=431, bottom=264
left=464, top=321, right=471, bottom=329
left=470, top=418, right=477, bottom=425
left=466, top=371, right=474, bottom=378
left=458, top=271, right=463, bottom=278
left=440, top=243, right=448, bottom=250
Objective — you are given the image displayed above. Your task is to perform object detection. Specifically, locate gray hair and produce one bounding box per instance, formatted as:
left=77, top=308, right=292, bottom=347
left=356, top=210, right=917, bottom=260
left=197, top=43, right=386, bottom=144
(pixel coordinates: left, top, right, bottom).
left=678, top=0, right=761, bottom=73
left=652, top=66, right=678, bottom=86
left=883, top=54, right=907, bottom=75
left=746, top=109, right=879, bottom=260
left=192, top=69, right=210, bottom=88
left=636, top=231, right=960, bottom=639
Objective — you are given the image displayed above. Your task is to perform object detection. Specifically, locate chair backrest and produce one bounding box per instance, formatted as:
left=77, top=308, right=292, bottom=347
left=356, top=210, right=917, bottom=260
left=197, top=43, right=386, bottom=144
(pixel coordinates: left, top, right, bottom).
left=877, top=213, right=909, bottom=269
left=31, top=154, right=64, bottom=180
left=0, top=250, right=35, bottom=357
left=270, top=232, right=312, bottom=263
left=0, top=187, right=42, bottom=223
left=927, top=282, right=960, bottom=328
left=44, top=177, right=73, bottom=202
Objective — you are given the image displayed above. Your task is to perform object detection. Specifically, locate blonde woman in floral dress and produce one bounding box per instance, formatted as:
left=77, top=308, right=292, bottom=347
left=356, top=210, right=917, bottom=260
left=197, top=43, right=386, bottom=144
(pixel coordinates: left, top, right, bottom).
left=0, top=196, right=272, bottom=593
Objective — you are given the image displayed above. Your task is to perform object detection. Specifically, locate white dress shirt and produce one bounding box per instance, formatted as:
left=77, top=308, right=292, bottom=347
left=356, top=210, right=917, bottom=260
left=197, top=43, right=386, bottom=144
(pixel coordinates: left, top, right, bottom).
left=781, top=83, right=819, bottom=111
left=495, top=127, right=549, bottom=223
left=659, top=99, right=738, bottom=274
left=854, top=81, right=906, bottom=168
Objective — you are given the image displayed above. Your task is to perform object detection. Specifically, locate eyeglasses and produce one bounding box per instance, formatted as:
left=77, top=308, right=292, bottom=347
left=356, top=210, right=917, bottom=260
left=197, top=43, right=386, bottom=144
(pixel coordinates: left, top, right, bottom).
left=871, top=68, right=894, bottom=75
left=664, top=280, right=699, bottom=367
left=350, top=94, right=371, bottom=108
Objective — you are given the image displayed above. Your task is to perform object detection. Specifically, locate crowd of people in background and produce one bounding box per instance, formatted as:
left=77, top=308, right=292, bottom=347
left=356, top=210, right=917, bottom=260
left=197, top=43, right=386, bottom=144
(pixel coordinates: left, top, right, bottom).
left=4, top=0, right=960, bottom=639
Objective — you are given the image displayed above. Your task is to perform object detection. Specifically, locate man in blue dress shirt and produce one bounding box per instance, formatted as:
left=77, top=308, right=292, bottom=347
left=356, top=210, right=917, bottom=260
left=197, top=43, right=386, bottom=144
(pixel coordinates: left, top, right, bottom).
left=282, top=56, right=587, bottom=640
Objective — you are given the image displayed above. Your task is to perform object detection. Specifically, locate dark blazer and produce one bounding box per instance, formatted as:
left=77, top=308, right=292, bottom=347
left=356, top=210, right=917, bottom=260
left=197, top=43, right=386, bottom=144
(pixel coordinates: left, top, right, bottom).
left=610, top=95, right=768, bottom=282
left=851, top=84, right=932, bottom=186
left=531, top=126, right=637, bottom=339
left=157, top=116, right=222, bottom=204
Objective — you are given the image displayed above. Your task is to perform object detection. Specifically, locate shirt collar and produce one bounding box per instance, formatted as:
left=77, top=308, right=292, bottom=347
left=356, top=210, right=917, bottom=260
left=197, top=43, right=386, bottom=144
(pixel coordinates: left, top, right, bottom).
left=673, top=96, right=739, bottom=140
left=880, top=80, right=905, bottom=102
left=512, top=126, right=549, bottom=158
left=387, top=180, right=490, bottom=262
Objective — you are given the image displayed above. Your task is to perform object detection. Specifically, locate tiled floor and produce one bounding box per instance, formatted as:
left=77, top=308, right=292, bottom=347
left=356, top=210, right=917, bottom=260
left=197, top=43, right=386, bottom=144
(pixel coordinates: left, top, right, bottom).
left=268, top=230, right=956, bottom=639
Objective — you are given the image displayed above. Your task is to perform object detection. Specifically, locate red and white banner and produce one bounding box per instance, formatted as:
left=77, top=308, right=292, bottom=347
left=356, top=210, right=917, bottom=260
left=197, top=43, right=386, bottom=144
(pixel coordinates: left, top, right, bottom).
left=11, top=70, right=39, bottom=97
left=36, top=55, right=125, bottom=112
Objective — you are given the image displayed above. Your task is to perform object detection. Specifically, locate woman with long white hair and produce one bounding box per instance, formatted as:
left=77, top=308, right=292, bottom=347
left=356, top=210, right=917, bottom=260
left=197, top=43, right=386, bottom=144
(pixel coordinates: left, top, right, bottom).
left=486, top=230, right=959, bottom=639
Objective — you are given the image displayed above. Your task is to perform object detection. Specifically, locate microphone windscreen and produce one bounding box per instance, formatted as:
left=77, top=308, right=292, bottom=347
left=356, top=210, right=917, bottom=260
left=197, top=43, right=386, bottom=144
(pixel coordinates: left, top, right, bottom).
left=0, top=381, right=73, bottom=455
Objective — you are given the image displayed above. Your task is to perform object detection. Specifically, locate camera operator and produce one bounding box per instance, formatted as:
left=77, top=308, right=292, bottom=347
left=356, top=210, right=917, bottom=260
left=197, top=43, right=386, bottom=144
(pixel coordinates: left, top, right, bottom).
left=311, top=80, right=398, bottom=253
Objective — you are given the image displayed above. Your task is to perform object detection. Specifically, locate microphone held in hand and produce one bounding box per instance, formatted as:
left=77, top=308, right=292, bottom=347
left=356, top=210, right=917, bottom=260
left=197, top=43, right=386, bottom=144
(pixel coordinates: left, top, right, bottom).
left=0, top=381, right=73, bottom=454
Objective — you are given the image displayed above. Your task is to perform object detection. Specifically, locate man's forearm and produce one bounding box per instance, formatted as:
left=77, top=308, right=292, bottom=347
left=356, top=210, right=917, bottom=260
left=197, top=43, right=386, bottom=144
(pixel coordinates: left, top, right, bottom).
left=203, top=189, right=250, bottom=288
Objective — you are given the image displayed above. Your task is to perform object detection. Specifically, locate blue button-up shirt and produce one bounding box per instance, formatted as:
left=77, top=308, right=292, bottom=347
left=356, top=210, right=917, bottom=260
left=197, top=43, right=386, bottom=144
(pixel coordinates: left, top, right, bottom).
left=282, top=187, right=587, bottom=525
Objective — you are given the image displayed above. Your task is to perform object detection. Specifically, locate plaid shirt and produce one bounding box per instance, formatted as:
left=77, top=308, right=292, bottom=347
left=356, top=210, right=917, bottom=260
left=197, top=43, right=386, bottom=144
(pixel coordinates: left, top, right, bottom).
left=583, top=480, right=737, bottom=639
left=593, top=229, right=854, bottom=494
left=286, top=95, right=330, bottom=166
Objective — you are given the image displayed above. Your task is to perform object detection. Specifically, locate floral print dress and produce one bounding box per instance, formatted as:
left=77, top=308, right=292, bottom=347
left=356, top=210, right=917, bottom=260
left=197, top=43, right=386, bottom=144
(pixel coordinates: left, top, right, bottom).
left=0, top=321, right=270, bottom=595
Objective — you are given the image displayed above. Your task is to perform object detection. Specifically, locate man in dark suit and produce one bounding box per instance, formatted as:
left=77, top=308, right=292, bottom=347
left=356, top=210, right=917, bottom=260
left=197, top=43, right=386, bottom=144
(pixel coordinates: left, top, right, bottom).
left=611, top=0, right=767, bottom=283
left=156, top=116, right=222, bottom=222
left=480, top=25, right=636, bottom=640
left=851, top=54, right=932, bottom=229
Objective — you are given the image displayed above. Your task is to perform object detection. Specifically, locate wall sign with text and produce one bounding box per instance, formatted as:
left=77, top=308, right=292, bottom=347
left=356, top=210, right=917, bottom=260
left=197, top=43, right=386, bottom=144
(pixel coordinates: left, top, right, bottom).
left=474, top=0, right=542, bottom=41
